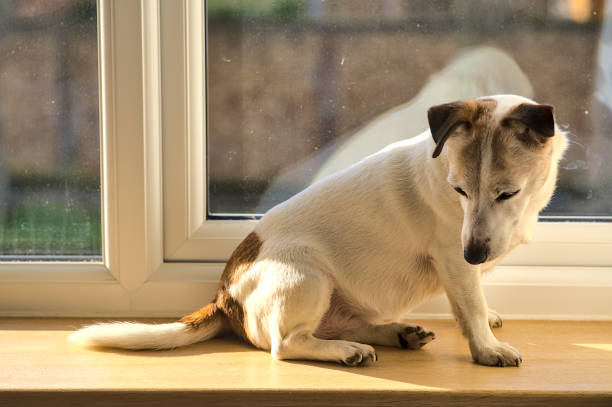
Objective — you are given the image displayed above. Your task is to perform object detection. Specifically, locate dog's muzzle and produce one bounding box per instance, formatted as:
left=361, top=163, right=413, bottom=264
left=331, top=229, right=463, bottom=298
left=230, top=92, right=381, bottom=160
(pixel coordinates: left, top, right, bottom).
left=464, top=241, right=489, bottom=265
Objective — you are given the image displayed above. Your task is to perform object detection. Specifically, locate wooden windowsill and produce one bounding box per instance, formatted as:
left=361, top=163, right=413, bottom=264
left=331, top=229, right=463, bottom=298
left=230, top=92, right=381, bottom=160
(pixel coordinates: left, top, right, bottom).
left=1, top=318, right=611, bottom=406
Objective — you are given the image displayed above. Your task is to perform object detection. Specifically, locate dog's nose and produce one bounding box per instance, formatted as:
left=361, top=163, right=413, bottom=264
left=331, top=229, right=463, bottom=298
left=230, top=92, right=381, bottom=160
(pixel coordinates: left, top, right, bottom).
left=464, top=242, right=489, bottom=265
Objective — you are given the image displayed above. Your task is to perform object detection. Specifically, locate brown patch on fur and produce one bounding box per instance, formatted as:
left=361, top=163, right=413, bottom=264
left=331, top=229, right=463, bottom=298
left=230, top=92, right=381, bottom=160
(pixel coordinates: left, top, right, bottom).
left=429, top=98, right=497, bottom=158
left=180, top=303, right=219, bottom=328
left=415, top=253, right=435, bottom=272
left=502, top=103, right=555, bottom=148
left=219, top=232, right=262, bottom=286
left=216, top=291, right=250, bottom=342
left=492, top=115, right=554, bottom=176
left=443, top=100, right=497, bottom=185
left=216, top=232, right=262, bottom=343
left=456, top=138, right=484, bottom=182
left=446, top=101, right=555, bottom=199
left=179, top=232, right=262, bottom=345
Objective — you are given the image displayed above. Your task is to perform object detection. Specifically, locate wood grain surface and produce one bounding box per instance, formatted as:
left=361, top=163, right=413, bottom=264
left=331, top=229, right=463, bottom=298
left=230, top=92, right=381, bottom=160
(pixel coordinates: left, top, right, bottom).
left=0, top=318, right=611, bottom=406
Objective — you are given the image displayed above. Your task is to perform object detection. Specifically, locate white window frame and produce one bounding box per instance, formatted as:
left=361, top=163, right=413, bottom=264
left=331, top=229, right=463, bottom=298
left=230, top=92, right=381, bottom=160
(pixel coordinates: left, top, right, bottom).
left=162, top=0, right=256, bottom=262
left=0, top=0, right=221, bottom=317
left=0, top=0, right=610, bottom=319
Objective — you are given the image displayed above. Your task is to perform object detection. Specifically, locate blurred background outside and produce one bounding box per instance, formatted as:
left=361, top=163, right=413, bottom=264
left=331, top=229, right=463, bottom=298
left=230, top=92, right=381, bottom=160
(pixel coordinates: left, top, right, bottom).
left=207, top=0, right=612, bottom=218
left=0, top=0, right=610, bottom=259
left=0, top=0, right=99, bottom=259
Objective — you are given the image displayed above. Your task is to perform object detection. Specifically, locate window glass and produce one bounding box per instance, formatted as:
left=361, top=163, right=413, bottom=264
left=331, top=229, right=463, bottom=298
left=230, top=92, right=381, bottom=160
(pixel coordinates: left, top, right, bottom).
left=207, top=0, right=612, bottom=220
left=0, top=0, right=100, bottom=260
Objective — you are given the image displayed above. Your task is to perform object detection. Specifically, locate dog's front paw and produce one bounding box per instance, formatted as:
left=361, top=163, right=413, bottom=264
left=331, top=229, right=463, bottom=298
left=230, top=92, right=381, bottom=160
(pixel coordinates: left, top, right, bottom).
left=398, top=325, right=436, bottom=349
left=488, top=309, right=503, bottom=329
left=470, top=341, right=522, bottom=367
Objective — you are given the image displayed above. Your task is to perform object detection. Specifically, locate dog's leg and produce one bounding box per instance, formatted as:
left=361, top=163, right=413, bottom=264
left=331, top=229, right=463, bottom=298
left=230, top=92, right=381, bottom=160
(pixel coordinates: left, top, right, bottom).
left=273, top=333, right=378, bottom=366
left=331, top=323, right=436, bottom=349
left=439, top=261, right=522, bottom=367
left=488, top=309, right=503, bottom=328
left=457, top=309, right=502, bottom=328
left=312, top=291, right=435, bottom=349
left=264, top=267, right=377, bottom=366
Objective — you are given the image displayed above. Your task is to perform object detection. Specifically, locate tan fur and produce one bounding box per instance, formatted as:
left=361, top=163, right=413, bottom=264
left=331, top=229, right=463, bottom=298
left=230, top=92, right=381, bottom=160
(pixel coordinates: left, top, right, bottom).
left=180, top=303, right=220, bottom=328
left=218, top=232, right=262, bottom=286
left=443, top=99, right=496, bottom=180
left=445, top=99, right=553, bottom=191
left=492, top=117, right=554, bottom=181
left=180, top=232, right=262, bottom=343
left=430, top=99, right=497, bottom=158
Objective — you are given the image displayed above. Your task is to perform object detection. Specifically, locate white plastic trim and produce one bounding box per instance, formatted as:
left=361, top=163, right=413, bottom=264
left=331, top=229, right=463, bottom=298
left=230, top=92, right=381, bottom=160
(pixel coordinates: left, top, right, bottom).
left=160, top=3, right=612, bottom=267
left=1, top=0, right=610, bottom=320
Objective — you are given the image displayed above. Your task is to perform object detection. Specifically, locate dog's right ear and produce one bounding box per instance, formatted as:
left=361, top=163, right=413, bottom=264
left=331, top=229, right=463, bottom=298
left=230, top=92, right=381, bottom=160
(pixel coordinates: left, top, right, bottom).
left=428, top=102, right=472, bottom=158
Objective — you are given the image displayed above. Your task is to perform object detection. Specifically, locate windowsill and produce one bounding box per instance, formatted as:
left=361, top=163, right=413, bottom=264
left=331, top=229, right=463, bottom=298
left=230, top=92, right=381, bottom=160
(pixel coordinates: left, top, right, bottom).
left=1, top=318, right=611, bottom=406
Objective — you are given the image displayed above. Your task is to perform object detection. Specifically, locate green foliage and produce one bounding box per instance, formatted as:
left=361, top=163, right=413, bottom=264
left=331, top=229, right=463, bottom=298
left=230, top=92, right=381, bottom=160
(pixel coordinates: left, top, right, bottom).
left=271, top=0, right=305, bottom=20
left=0, top=203, right=101, bottom=256
left=67, top=0, right=97, bottom=25
left=207, top=0, right=305, bottom=22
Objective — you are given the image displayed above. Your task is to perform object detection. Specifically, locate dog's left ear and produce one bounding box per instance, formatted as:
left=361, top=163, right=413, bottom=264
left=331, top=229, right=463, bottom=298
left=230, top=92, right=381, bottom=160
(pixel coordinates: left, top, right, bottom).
left=503, top=103, right=555, bottom=145
left=428, top=101, right=473, bottom=158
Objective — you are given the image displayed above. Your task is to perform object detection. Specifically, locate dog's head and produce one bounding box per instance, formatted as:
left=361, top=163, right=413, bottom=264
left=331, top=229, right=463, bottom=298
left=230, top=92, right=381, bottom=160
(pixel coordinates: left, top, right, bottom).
left=428, top=95, right=567, bottom=265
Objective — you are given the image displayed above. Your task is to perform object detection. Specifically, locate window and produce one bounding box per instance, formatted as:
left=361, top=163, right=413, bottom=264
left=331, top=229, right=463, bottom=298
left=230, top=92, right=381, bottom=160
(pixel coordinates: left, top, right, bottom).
left=163, top=0, right=611, bottom=319
left=165, top=0, right=612, bottom=265
left=0, top=0, right=101, bottom=261
left=206, top=0, right=612, bottom=220
left=1, top=0, right=609, bottom=319
left=0, top=0, right=167, bottom=316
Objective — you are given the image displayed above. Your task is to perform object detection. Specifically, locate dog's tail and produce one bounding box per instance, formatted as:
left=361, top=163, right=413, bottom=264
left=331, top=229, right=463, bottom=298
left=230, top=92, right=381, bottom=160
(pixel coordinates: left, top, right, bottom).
left=68, top=303, right=227, bottom=350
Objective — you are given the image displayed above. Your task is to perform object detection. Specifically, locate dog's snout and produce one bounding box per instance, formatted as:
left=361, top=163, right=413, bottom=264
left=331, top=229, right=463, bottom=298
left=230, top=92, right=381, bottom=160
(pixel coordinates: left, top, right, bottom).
left=464, top=241, right=489, bottom=265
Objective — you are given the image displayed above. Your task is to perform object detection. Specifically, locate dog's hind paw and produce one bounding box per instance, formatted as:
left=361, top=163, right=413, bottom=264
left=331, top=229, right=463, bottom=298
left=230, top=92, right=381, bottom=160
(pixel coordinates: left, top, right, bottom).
left=398, top=325, right=436, bottom=350
left=341, top=343, right=378, bottom=366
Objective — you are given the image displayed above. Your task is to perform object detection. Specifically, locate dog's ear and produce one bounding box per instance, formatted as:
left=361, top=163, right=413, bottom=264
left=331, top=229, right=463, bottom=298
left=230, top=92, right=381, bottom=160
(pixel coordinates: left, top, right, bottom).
left=502, top=103, right=555, bottom=146
left=428, top=102, right=473, bottom=158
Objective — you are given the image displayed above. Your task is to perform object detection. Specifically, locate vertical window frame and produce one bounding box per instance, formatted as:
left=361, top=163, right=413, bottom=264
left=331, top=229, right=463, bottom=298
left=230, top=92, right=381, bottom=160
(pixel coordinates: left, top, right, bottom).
left=162, top=1, right=612, bottom=319
left=1, top=0, right=610, bottom=319
left=0, top=0, right=222, bottom=317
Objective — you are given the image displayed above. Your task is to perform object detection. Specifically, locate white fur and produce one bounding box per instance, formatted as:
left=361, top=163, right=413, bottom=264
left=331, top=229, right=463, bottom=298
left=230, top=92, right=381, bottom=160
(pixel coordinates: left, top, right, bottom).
left=228, top=94, right=567, bottom=366
left=68, top=321, right=221, bottom=350
left=70, top=95, right=566, bottom=367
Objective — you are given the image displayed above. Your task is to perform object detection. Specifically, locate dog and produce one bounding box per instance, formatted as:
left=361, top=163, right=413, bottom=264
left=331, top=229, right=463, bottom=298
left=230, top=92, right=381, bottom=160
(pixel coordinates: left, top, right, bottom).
left=70, top=94, right=567, bottom=367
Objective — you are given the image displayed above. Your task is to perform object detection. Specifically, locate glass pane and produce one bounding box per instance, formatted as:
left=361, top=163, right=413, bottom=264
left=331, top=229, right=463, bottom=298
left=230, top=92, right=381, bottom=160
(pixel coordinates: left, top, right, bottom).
left=0, top=0, right=101, bottom=260
left=207, top=0, right=612, bottom=220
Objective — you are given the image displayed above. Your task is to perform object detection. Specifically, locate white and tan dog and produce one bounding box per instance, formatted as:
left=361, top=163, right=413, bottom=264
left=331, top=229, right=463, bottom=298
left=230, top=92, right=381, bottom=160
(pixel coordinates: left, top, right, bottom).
left=71, top=94, right=567, bottom=367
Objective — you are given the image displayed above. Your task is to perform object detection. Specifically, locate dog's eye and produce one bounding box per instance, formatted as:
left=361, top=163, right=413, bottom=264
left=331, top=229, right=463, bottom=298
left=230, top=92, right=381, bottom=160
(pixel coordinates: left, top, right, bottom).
left=453, top=186, right=468, bottom=197
left=496, top=190, right=520, bottom=202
